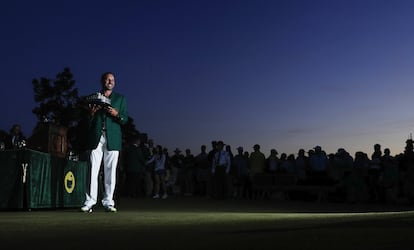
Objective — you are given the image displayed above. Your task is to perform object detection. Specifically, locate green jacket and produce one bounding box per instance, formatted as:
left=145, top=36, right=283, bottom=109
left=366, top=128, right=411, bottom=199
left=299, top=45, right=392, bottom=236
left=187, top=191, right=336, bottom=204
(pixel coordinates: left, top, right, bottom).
left=86, top=92, right=128, bottom=151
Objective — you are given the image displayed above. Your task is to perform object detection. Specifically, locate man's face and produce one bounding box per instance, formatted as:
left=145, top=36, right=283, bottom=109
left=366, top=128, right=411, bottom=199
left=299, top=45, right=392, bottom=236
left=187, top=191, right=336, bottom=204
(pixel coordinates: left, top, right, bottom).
left=102, top=73, right=115, bottom=91
left=13, top=126, right=21, bottom=134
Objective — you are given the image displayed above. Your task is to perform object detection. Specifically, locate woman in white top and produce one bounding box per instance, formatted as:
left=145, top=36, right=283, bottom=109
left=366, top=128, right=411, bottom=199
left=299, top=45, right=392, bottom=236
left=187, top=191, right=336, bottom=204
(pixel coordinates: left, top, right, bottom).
left=146, top=145, right=167, bottom=199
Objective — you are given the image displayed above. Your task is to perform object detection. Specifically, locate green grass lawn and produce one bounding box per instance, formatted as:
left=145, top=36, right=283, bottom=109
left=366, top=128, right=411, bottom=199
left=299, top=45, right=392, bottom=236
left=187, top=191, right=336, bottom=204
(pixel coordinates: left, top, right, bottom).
left=1, top=197, right=414, bottom=250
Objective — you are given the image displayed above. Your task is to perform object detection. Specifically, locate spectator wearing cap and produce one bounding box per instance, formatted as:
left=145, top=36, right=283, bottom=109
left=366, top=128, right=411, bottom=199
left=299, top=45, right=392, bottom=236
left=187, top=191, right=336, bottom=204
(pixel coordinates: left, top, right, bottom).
left=212, top=141, right=231, bottom=199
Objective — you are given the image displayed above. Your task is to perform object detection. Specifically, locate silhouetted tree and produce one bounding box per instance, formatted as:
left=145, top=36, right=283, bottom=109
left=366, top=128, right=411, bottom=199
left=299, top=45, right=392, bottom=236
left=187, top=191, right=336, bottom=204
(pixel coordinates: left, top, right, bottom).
left=32, top=67, right=80, bottom=126
left=122, top=116, right=140, bottom=144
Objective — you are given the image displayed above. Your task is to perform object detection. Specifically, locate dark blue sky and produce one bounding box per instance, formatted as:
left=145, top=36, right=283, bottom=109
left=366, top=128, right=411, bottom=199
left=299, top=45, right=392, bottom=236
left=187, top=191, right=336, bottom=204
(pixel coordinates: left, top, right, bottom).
left=2, top=0, right=414, bottom=156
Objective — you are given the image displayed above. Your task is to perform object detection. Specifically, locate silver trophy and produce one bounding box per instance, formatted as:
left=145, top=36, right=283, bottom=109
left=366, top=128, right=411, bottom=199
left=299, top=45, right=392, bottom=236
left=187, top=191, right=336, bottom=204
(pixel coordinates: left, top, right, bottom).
left=85, top=92, right=111, bottom=107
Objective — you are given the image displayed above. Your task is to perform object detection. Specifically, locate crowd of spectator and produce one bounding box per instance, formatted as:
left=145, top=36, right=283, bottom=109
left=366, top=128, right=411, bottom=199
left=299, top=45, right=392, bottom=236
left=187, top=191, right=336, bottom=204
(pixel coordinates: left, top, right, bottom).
left=119, top=137, right=414, bottom=205
left=1, top=123, right=413, bottom=205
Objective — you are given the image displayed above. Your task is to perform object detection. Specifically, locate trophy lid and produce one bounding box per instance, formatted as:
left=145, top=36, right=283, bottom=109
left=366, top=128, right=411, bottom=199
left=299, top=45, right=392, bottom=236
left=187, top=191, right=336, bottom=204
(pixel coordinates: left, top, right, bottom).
left=85, top=92, right=111, bottom=106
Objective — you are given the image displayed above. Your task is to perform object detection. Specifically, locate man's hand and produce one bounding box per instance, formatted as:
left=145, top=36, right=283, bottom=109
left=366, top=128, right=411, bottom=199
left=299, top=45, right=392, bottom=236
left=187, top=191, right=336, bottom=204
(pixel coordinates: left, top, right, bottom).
left=105, top=106, right=119, bottom=117
left=89, top=104, right=101, bottom=115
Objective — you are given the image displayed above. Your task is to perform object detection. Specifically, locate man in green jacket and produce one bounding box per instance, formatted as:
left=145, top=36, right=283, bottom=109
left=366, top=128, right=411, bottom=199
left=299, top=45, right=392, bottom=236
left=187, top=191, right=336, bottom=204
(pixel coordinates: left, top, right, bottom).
left=81, top=72, right=128, bottom=213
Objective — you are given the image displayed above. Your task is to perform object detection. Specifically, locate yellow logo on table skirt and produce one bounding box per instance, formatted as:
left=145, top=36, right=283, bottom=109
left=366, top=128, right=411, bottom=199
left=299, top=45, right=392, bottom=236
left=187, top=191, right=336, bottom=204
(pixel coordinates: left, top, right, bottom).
left=64, top=171, right=75, bottom=194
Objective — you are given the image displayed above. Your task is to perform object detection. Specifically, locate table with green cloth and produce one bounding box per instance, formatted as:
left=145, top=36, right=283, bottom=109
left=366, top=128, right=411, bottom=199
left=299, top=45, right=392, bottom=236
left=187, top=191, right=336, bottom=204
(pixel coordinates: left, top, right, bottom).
left=0, top=149, right=87, bottom=210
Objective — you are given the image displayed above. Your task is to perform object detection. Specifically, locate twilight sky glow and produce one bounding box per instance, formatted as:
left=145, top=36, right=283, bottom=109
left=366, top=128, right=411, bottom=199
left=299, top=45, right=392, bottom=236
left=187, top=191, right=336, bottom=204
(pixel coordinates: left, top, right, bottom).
left=2, top=0, right=414, bottom=157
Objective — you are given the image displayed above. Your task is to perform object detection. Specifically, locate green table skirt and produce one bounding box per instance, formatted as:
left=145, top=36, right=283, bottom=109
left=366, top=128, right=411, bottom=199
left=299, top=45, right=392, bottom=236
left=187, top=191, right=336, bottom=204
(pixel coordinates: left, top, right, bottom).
left=0, top=149, right=87, bottom=210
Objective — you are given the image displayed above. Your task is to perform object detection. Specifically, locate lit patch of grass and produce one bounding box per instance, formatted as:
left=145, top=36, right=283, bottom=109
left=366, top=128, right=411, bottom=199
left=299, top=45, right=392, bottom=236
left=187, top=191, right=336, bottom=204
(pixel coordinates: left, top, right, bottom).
left=1, top=203, right=414, bottom=250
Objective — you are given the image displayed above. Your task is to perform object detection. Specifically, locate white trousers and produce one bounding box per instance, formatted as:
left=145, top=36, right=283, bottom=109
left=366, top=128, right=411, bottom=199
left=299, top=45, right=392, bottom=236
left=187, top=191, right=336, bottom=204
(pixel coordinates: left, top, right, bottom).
left=84, top=134, right=119, bottom=208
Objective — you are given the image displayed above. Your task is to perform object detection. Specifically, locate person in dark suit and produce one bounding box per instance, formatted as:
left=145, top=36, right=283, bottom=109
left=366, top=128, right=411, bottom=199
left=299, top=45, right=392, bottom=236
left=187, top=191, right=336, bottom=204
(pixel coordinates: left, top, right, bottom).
left=9, top=124, right=26, bottom=149
left=81, top=72, right=128, bottom=213
left=124, top=136, right=149, bottom=198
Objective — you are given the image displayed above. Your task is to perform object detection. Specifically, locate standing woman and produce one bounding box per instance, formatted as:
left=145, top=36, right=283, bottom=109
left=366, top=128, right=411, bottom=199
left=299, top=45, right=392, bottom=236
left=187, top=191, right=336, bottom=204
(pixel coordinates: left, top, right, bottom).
left=147, top=145, right=168, bottom=199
